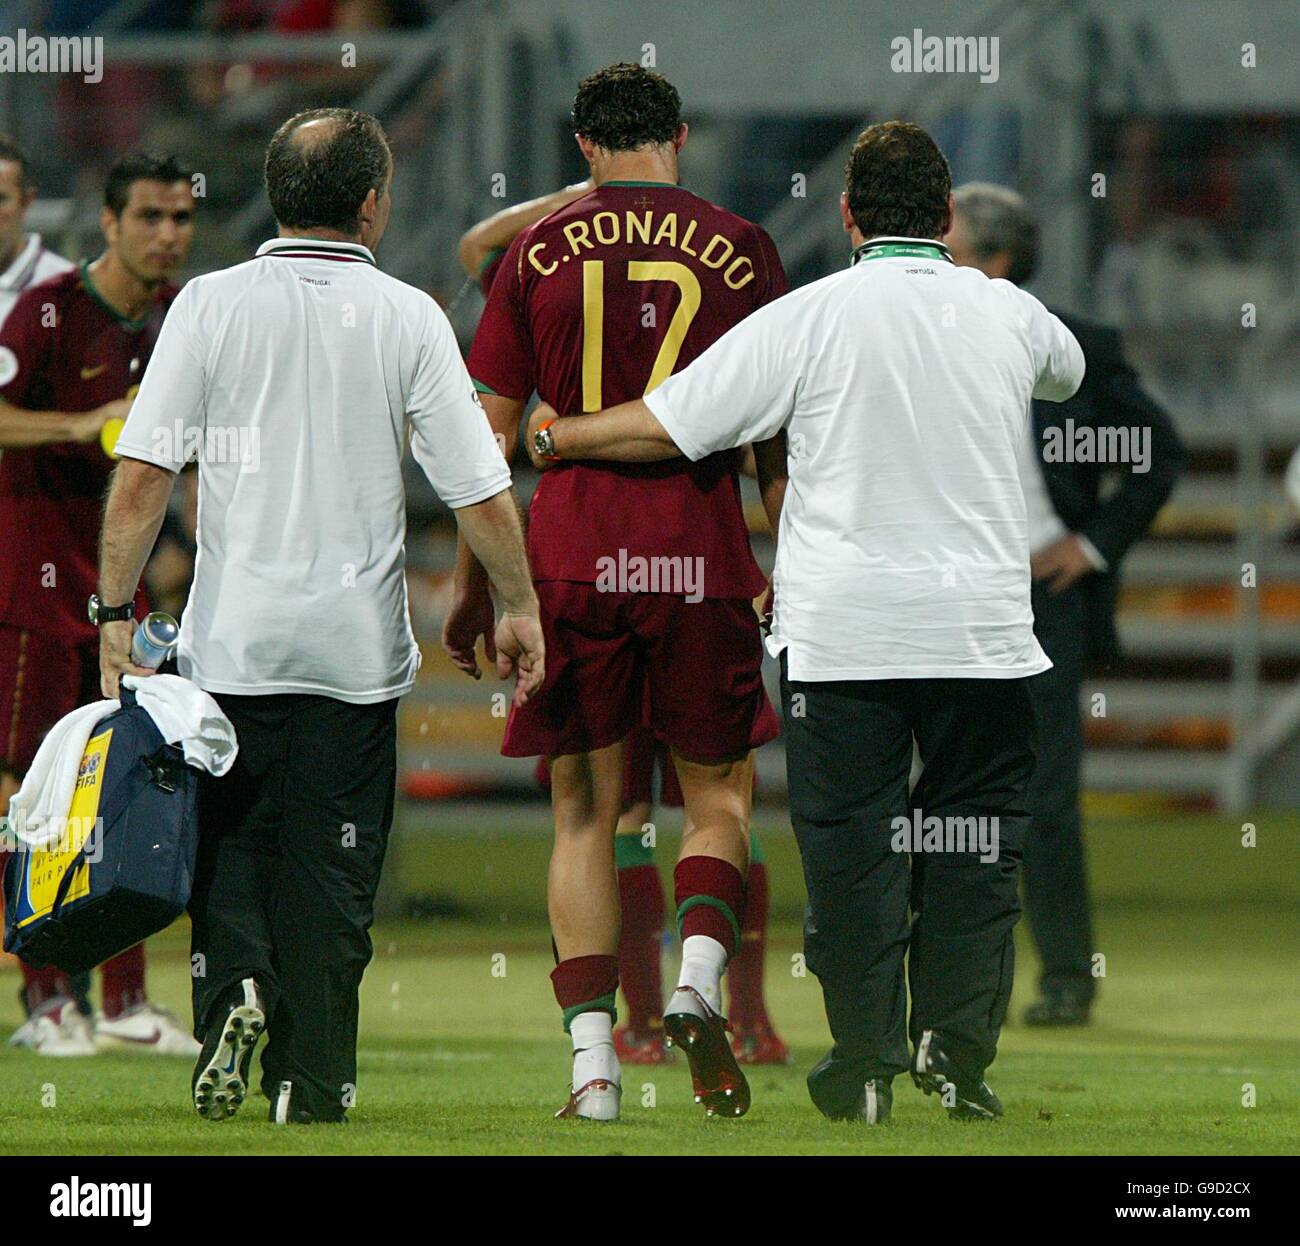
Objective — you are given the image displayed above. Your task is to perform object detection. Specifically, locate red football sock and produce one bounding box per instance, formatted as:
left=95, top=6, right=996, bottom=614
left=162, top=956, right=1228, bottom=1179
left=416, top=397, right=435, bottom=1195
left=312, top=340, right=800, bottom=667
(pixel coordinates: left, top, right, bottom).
left=100, top=943, right=146, bottom=1020
left=550, top=954, right=619, bottom=1033
left=727, top=859, right=772, bottom=1029
left=674, top=855, right=745, bottom=957
left=616, top=863, right=665, bottom=1032
left=21, top=962, right=70, bottom=1012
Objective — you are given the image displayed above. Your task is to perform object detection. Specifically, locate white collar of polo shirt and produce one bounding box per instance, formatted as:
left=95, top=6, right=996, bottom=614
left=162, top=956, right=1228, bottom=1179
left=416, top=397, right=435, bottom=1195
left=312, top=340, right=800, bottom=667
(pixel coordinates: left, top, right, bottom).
left=256, top=237, right=376, bottom=265
left=850, top=235, right=953, bottom=267
left=0, top=233, right=45, bottom=290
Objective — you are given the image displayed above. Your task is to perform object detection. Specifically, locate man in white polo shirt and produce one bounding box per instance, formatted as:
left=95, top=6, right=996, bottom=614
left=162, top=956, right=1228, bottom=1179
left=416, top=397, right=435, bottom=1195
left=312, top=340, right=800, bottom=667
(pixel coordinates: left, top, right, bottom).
left=524, top=121, right=1083, bottom=1125
left=0, top=134, right=73, bottom=328
left=96, top=108, right=543, bottom=1125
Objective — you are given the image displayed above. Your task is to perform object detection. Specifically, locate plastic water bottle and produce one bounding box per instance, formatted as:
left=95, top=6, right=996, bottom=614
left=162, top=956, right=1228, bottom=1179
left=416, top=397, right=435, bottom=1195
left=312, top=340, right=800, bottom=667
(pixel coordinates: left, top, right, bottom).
left=131, top=612, right=180, bottom=669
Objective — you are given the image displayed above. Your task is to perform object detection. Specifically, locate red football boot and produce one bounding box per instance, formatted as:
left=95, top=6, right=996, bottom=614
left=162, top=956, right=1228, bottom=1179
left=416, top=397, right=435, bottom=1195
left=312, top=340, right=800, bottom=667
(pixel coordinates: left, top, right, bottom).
left=662, top=987, right=751, bottom=1118
left=731, top=1023, right=791, bottom=1066
left=613, top=1024, right=672, bottom=1065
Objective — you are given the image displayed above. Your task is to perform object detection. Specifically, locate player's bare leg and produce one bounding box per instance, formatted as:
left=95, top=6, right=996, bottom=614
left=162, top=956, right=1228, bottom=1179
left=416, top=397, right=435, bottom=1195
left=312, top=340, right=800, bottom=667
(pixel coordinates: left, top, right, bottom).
left=548, top=741, right=625, bottom=1121
left=664, top=750, right=754, bottom=1117
left=613, top=800, right=670, bottom=1064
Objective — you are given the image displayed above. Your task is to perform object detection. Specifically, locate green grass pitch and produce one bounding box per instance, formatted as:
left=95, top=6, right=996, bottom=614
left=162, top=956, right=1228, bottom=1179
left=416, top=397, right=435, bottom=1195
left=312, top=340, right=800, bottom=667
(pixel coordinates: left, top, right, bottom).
left=1, top=809, right=1296, bottom=1155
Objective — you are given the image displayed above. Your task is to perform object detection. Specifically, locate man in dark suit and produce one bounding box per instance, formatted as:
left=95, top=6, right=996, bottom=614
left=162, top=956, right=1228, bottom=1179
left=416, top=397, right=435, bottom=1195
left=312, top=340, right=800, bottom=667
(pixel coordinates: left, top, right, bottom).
left=946, top=184, right=1185, bottom=1025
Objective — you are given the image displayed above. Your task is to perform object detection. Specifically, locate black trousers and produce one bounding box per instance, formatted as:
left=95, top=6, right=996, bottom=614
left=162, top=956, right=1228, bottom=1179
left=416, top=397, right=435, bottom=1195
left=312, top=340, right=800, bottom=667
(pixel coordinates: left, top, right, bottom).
left=190, top=693, right=397, bottom=1121
left=1024, top=582, right=1095, bottom=1002
left=780, top=656, right=1033, bottom=1118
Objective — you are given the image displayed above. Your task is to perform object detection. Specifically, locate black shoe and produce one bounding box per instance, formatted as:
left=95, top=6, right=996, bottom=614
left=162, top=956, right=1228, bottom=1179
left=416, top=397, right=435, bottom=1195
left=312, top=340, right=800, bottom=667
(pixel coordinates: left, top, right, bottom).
left=193, top=978, right=265, bottom=1122
left=268, top=1079, right=349, bottom=1125
left=807, top=1048, right=894, bottom=1122
left=911, top=1029, right=1003, bottom=1122
left=853, top=1077, right=893, bottom=1124
left=1024, top=994, right=1091, bottom=1027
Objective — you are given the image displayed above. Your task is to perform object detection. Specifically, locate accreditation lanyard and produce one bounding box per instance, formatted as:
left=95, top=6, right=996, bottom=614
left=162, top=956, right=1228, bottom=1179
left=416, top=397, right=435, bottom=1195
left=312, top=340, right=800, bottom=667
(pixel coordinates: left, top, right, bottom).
left=851, top=240, right=952, bottom=266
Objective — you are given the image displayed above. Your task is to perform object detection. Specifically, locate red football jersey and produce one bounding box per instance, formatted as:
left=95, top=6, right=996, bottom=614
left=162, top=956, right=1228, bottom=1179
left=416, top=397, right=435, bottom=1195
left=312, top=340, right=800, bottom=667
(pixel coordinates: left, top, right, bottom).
left=0, top=265, right=172, bottom=642
left=478, top=248, right=506, bottom=298
left=467, top=181, right=785, bottom=599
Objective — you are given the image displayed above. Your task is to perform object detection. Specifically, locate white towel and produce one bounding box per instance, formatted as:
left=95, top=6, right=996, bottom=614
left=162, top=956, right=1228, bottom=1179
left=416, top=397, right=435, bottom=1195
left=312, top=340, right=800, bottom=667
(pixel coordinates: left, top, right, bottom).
left=124, top=674, right=238, bottom=777
left=4, top=675, right=237, bottom=850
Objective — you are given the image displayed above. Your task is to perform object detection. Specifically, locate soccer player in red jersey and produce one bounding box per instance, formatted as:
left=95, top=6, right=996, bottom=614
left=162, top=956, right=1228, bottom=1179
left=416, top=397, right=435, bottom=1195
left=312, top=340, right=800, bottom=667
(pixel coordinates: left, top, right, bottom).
left=0, top=152, right=197, bottom=1057
left=458, top=187, right=790, bottom=1070
left=447, top=63, right=788, bottom=1120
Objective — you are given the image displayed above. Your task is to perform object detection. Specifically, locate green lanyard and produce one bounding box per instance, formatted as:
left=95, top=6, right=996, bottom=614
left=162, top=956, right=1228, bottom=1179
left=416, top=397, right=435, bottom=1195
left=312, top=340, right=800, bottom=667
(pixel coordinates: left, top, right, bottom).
left=852, top=241, right=951, bottom=265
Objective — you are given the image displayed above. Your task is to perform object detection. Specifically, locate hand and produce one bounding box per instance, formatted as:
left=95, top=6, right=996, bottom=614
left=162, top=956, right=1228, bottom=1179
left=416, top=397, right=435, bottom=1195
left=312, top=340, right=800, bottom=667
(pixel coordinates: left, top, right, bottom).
left=71, top=398, right=132, bottom=445
left=493, top=611, right=545, bottom=707
left=752, top=580, right=774, bottom=634
left=442, top=582, right=497, bottom=679
left=98, top=619, right=156, bottom=698
left=1031, top=534, right=1095, bottom=594
left=525, top=402, right=561, bottom=472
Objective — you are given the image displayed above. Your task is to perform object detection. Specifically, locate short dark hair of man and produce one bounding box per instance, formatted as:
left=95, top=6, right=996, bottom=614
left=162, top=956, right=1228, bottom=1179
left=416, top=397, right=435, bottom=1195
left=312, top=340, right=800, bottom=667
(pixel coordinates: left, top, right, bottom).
left=0, top=134, right=31, bottom=189
left=844, top=121, right=952, bottom=240
left=571, top=62, right=682, bottom=153
left=105, top=152, right=193, bottom=216
left=952, top=182, right=1039, bottom=286
left=264, top=108, right=392, bottom=236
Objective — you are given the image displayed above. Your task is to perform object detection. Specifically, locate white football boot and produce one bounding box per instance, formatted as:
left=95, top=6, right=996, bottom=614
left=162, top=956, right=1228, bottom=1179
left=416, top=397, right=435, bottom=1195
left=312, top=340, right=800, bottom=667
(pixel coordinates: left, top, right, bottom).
left=7, top=995, right=97, bottom=1057
left=96, top=1001, right=201, bottom=1057
left=555, top=1078, right=622, bottom=1122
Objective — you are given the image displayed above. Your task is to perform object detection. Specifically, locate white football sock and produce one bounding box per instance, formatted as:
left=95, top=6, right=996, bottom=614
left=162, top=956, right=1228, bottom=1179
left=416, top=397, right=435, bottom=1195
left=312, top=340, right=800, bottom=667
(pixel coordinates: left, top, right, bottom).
left=571, top=1011, right=619, bottom=1088
left=674, top=934, right=728, bottom=1014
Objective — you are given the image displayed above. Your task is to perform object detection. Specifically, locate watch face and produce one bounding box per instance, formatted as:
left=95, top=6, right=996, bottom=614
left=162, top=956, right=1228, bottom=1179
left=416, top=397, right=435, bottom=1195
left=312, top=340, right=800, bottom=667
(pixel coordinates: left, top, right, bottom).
left=87, top=595, right=99, bottom=624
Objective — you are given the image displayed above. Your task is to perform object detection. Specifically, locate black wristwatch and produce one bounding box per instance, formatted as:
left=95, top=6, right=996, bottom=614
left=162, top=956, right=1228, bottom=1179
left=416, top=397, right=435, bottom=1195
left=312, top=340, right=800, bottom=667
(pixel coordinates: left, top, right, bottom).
left=88, top=594, right=133, bottom=626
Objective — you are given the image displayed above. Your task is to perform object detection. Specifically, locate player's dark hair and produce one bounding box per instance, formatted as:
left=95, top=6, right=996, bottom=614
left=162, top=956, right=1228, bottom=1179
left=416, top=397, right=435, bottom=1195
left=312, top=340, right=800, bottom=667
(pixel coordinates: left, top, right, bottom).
left=952, top=182, right=1039, bottom=285
left=0, top=133, right=31, bottom=189
left=844, top=121, right=952, bottom=240
left=571, top=63, right=682, bottom=153
left=264, top=108, right=392, bottom=236
left=104, top=151, right=194, bottom=216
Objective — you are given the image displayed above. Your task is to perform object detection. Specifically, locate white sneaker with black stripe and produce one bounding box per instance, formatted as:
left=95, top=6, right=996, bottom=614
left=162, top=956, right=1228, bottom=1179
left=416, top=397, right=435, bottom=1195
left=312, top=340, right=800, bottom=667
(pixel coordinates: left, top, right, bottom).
left=193, top=978, right=265, bottom=1121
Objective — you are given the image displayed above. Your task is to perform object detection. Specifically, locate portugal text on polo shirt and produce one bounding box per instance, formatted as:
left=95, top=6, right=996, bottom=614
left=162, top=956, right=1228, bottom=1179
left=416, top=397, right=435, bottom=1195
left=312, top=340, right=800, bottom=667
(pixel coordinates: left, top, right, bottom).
left=468, top=181, right=784, bottom=600
left=114, top=236, right=511, bottom=704
left=644, top=236, right=1086, bottom=681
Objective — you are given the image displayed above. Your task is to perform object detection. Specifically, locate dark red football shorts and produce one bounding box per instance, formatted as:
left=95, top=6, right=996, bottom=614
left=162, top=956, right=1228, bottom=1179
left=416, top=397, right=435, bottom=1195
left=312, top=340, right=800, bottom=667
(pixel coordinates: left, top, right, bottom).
left=0, top=625, right=100, bottom=778
left=504, top=583, right=778, bottom=765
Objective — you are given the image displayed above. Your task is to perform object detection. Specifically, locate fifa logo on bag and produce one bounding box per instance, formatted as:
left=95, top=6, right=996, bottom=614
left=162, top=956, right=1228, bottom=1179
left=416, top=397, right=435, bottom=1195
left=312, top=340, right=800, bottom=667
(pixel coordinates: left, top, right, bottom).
left=75, top=752, right=102, bottom=791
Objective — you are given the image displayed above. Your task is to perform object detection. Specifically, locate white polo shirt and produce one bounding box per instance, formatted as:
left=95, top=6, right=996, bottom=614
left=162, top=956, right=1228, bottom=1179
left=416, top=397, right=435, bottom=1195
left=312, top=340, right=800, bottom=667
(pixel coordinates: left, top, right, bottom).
left=0, top=233, right=73, bottom=326
left=644, top=236, right=1085, bottom=682
left=115, top=236, right=512, bottom=703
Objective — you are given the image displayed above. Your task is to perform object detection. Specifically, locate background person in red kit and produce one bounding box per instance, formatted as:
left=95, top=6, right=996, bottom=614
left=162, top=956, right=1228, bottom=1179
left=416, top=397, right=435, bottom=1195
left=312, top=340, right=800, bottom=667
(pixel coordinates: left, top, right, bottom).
left=446, top=63, right=788, bottom=1121
left=0, top=151, right=198, bottom=1058
left=459, top=180, right=789, bottom=1069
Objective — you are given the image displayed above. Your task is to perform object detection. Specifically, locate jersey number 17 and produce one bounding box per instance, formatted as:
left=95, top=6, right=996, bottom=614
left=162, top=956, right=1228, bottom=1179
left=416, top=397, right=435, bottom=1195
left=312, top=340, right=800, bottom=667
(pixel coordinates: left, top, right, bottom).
left=581, top=260, right=701, bottom=412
